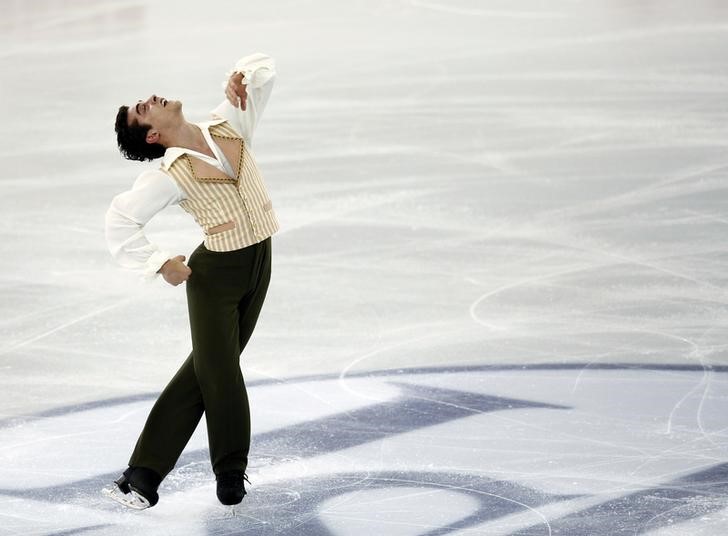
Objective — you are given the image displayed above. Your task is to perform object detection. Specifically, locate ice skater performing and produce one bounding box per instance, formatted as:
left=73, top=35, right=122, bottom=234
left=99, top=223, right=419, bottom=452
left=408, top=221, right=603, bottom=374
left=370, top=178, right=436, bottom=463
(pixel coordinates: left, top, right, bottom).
left=102, top=52, right=279, bottom=509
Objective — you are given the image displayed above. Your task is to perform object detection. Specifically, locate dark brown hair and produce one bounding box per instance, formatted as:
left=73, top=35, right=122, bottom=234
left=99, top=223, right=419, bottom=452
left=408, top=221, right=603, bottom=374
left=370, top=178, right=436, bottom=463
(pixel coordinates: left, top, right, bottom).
left=114, top=106, right=165, bottom=162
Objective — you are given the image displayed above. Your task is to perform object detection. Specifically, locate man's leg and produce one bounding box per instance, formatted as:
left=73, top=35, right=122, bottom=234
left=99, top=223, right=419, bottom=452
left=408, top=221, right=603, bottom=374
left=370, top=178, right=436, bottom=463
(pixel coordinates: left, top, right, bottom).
left=126, top=245, right=210, bottom=479
left=185, top=242, right=266, bottom=476
left=127, top=354, right=205, bottom=479
left=238, top=238, right=272, bottom=351
left=214, top=237, right=272, bottom=473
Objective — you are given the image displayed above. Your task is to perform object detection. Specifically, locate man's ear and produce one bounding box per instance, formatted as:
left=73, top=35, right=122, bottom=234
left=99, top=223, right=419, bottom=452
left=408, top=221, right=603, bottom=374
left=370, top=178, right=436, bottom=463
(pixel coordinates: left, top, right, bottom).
left=145, top=129, right=160, bottom=145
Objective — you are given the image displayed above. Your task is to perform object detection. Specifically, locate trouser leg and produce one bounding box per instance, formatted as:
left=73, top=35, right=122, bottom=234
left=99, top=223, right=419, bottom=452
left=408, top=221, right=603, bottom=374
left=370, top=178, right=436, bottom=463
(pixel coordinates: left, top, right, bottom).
left=238, top=238, right=272, bottom=351
left=128, top=352, right=204, bottom=479
left=209, top=238, right=271, bottom=473
left=186, top=238, right=272, bottom=475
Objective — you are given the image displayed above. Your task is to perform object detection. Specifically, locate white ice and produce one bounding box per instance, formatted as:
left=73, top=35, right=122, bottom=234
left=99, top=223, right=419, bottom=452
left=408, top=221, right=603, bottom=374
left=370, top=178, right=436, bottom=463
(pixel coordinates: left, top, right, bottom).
left=1, top=0, right=728, bottom=535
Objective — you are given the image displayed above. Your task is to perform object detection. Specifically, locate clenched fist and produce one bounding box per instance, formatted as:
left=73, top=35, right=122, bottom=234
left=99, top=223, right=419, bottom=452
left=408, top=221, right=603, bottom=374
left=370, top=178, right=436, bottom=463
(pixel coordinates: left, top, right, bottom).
left=225, top=71, right=248, bottom=111
left=158, top=255, right=192, bottom=286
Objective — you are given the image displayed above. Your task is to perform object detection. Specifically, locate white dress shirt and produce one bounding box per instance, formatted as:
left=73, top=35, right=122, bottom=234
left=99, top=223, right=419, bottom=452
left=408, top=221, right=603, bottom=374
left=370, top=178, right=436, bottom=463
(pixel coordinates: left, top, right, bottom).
left=104, top=53, right=276, bottom=281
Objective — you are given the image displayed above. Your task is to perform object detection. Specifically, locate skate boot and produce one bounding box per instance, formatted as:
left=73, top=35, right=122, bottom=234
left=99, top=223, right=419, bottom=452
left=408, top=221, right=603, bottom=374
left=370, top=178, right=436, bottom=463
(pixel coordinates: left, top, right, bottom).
left=102, top=466, right=162, bottom=510
left=216, top=470, right=250, bottom=505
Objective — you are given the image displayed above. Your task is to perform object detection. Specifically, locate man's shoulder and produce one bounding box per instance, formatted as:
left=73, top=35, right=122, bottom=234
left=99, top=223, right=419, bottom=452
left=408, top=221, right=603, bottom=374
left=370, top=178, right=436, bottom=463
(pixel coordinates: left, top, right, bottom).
left=206, top=117, right=243, bottom=139
left=161, top=147, right=187, bottom=172
left=132, top=167, right=173, bottom=188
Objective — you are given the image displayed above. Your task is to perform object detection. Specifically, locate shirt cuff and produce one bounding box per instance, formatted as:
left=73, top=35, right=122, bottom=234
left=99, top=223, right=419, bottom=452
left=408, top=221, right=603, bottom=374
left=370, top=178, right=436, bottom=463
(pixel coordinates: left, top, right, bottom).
left=222, top=68, right=256, bottom=88
left=142, top=250, right=172, bottom=282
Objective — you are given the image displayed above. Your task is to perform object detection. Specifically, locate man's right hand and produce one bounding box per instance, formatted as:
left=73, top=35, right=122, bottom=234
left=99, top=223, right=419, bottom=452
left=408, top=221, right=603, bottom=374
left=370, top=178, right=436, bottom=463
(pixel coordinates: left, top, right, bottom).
left=225, top=72, right=248, bottom=111
left=158, top=255, right=192, bottom=286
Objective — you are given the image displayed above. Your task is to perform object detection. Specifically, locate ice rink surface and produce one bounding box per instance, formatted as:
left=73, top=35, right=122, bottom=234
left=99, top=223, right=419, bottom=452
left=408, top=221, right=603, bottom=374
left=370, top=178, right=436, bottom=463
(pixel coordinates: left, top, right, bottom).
left=2, top=0, right=728, bottom=534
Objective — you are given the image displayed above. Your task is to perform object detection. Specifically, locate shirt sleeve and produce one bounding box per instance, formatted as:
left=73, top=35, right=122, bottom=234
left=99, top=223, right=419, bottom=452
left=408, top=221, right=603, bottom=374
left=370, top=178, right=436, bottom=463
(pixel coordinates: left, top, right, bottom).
left=104, top=169, right=186, bottom=281
left=209, top=52, right=276, bottom=146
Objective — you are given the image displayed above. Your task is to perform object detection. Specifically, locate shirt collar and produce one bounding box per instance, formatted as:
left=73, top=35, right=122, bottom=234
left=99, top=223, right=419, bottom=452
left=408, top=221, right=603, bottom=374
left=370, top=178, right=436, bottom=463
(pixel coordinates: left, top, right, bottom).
left=161, top=118, right=227, bottom=170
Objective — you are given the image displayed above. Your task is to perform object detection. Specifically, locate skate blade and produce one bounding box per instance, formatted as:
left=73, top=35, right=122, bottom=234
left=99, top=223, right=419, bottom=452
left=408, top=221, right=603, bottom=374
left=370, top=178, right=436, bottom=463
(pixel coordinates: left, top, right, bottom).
left=102, top=486, right=150, bottom=510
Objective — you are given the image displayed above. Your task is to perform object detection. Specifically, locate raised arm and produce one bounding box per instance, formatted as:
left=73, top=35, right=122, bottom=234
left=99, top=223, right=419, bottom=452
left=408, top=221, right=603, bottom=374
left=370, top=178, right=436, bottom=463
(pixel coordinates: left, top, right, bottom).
left=105, top=170, right=189, bottom=284
left=210, top=52, right=276, bottom=146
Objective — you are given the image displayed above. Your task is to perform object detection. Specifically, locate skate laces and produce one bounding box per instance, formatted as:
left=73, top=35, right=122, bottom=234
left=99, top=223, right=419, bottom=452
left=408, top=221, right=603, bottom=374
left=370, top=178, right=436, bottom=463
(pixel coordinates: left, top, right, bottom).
left=218, top=470, right=250, bottom=488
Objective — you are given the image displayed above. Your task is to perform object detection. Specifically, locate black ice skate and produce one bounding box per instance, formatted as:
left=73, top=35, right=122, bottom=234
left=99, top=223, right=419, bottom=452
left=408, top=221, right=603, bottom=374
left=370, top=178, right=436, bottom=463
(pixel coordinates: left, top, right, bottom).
left=216, top=470, right=250, bottom=505
left=102, top=466, right=162, bottom=510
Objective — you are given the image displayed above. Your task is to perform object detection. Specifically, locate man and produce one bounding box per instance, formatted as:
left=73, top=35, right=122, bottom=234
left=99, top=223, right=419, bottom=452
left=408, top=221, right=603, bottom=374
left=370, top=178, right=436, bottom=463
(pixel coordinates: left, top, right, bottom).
left=103, top=52, right=279, bottom=509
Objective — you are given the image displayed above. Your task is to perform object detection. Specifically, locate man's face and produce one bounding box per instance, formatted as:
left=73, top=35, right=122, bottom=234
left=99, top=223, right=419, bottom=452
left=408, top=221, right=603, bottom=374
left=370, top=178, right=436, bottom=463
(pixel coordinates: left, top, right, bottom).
left=126, top=94, right=182, bottom=132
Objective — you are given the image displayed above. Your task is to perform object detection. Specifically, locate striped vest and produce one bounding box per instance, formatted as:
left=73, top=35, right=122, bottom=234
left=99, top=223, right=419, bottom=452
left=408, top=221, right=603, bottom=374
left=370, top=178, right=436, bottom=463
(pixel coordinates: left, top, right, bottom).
left=163, top=121, right=279, bottom=252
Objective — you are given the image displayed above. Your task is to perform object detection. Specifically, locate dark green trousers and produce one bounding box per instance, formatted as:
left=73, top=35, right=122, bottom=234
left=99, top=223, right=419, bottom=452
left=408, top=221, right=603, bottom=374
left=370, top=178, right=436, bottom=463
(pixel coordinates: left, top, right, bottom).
left=128, top=237, right=271, bottom=479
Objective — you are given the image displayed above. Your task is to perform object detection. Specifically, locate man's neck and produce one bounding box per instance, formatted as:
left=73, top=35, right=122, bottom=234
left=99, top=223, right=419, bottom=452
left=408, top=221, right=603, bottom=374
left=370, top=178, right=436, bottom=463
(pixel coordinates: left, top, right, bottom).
left=162, top=121, right=214, bottom=157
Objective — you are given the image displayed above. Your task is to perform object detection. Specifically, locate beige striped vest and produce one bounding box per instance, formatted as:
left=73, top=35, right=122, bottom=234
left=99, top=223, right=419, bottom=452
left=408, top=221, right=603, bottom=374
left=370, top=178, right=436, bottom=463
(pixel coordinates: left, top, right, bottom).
left=163, top=121, right=279, bottom=252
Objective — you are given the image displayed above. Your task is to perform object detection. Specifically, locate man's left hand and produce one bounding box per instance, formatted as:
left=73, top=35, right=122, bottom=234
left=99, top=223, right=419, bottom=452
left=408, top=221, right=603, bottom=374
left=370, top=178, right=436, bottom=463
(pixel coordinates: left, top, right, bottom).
left=226, top=72, right=248, bottom=111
